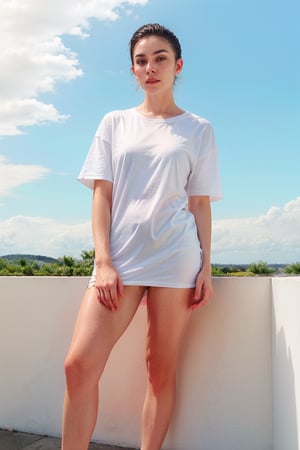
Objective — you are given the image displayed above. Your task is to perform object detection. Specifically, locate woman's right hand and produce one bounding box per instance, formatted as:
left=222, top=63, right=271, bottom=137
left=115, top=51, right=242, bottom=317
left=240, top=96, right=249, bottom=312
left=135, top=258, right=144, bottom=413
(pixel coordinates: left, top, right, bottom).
left=95, top=262, right=124, bottom=311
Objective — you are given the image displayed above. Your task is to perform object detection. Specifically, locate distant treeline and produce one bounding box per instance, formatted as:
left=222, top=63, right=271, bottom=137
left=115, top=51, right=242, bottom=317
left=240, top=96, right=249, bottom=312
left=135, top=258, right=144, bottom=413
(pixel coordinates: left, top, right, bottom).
left=1, top=254, right=58, bottom=264
left=0, top=251, right=94, bottom=276
left=211, top=261, right=300, bottom=276
left=0, top=252, right=299, bottom=276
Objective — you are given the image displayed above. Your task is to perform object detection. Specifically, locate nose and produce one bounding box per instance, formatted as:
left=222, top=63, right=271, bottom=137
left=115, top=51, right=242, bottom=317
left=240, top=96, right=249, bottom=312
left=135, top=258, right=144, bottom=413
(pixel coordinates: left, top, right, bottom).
left=146, top=61, right=156, bottom=73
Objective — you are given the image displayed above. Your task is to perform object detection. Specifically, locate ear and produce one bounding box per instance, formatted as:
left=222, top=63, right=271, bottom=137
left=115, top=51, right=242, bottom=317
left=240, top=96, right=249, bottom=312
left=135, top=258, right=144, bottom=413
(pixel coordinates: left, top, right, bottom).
left=131, top=66, right=139, bottom=83
left=175, top=58, right=183, bottom=75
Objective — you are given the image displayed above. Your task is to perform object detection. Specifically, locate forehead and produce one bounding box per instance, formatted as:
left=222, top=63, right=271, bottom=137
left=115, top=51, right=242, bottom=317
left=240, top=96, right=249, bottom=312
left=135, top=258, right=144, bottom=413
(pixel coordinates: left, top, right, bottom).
left=133, top=35, right=174, bottom=56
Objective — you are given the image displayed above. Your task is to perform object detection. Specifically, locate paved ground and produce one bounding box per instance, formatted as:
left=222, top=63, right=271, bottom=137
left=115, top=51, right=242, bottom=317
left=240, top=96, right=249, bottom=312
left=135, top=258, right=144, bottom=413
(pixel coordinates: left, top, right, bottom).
left=0, top=429, right=137, bottom=450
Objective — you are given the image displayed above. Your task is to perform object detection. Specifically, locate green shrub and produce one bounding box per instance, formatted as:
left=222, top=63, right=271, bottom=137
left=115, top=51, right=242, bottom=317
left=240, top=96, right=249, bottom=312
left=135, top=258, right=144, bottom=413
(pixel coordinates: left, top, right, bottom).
left=247, top=261, right=276, bottom=275
left=211, top=267, right=227, bottom=276
left=284, top=263, right=300, bottom=275
left=229, top=271, right=255, bottom=277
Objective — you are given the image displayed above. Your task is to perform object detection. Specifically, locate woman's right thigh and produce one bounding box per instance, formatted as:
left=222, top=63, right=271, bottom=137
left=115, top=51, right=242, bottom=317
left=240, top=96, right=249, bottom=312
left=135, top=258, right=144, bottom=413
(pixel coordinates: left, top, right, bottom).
left=65, top=285, right=145, bottom=378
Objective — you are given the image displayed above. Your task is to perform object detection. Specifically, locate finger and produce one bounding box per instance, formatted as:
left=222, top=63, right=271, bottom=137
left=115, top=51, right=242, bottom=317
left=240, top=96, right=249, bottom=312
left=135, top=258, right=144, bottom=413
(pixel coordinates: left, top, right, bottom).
left=192, top=286, right=213, bottom=310
left=194, top=282, right=204, bottom=301
left=95, top=287, right=103, bottom=302
left=191, top=298, right=207, bottom=310
left=97, top=287, right=114, bottom=310
left=103, top=289, right=118, bottom=311
left=192, top=300, right=208, bottom=310
left=191, top=287, right=206, bottom=310
left=109, top=287, right=120, bottom=311
left=117, top=276, right=124, bottom=298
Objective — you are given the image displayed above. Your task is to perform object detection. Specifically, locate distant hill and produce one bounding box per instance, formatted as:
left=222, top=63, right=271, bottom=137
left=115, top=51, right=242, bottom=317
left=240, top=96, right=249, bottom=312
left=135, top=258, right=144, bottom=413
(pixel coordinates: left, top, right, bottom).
left=0, top=254, right=59, bottom=265
left=212, top=263, right=286, bottom=270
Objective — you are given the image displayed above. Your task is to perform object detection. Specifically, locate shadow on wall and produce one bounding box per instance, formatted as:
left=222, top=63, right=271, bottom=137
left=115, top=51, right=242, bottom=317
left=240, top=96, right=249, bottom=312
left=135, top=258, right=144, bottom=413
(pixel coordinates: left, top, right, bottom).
left=273, top=325, right=299, bottom=450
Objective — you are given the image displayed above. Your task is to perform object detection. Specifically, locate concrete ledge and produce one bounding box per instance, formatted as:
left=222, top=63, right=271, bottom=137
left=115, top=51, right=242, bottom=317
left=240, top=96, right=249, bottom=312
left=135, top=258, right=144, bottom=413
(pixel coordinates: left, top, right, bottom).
left=272, top=277, right=300, bottom=450
left=0, top=276, right=299, bottom=449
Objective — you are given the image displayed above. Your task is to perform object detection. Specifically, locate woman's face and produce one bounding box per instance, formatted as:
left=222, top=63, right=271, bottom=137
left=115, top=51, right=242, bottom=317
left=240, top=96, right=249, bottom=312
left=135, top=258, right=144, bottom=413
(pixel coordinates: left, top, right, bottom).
left=131, top=35, right=183, bottom=95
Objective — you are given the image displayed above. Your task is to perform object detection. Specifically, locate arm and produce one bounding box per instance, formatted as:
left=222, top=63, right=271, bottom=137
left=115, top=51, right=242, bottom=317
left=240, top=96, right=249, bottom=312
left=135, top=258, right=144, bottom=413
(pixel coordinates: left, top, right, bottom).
left=92, top=179, right=124, bottom=310
left=188, top=195, right=213, bottom=308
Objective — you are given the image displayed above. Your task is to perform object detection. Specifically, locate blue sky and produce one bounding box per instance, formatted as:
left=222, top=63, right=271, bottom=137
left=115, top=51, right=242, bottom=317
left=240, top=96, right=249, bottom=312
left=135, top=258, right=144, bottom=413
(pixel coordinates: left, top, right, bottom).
left=0, top=0, right=299, bottom=263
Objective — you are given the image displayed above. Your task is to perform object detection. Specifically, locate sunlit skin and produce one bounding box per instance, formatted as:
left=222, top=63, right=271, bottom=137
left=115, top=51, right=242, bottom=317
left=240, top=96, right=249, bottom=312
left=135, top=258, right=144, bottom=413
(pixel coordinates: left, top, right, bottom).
left=131, top=36, right=184, bottom=117
left=62, top=31, right=214, bottom=450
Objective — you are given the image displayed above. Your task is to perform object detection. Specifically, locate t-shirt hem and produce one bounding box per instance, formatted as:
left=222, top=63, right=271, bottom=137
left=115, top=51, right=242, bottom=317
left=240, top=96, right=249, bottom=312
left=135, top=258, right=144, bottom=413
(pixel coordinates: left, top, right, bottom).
left=122, top=281, right=196, bottom=288
left=78, top=175, right=113, bottom=190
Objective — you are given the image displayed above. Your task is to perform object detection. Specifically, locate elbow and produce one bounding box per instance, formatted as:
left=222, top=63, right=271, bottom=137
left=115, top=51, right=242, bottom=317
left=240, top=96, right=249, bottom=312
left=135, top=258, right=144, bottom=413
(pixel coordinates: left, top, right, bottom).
left=188, top=195, right=210, bottom=213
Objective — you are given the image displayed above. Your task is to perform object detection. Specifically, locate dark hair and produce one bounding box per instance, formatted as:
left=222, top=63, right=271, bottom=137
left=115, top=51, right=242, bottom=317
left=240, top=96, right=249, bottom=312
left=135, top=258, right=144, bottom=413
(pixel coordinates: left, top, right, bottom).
left=129, top=23, right=182, bottom=64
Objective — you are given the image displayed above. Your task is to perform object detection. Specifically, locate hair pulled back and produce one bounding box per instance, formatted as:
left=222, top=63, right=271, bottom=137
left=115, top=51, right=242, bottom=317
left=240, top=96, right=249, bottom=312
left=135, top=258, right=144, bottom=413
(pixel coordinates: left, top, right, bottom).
left=129, top=23, right=182, bottom=64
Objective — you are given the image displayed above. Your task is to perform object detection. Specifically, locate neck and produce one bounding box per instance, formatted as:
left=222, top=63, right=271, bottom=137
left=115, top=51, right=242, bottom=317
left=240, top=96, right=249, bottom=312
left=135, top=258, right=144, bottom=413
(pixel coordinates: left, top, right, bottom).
left=137, top=93, right=184, bottom=118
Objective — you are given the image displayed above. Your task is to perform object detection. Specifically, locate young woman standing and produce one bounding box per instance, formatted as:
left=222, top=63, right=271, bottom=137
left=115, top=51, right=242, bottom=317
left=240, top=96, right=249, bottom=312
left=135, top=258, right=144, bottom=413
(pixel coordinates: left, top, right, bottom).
left=62, top=23, right=222, bottom=450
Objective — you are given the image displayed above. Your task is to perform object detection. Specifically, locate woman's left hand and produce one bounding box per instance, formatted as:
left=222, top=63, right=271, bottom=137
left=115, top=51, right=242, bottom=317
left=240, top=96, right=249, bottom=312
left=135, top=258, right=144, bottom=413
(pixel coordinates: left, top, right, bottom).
left=191, top=268, right=213, bottom=310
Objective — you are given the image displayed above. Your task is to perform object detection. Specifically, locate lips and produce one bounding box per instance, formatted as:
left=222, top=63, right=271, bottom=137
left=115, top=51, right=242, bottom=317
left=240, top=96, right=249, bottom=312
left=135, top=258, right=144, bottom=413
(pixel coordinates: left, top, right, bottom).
left=146, top=78, right=160, bottom=84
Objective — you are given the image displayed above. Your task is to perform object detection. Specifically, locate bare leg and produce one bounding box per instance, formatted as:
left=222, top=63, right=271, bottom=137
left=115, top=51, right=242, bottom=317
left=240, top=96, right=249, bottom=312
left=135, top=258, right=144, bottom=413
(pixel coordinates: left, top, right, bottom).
left=141, top=287, right=192, bottom=450
left=62, top=285, right=145, bottom=450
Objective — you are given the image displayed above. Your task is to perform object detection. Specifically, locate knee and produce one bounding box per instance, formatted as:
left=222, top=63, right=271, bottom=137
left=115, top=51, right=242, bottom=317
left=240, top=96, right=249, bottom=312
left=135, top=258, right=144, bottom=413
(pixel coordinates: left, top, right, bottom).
left=64, top=354, right=94, bottom=393
left=145, top=354, right=176, bottom=394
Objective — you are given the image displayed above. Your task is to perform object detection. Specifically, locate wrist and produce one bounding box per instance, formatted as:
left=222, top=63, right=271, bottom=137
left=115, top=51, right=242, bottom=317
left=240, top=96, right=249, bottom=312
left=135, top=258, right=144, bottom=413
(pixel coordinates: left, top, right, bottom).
left=95, top=256, right=112, bottom=267
left=201, top=260, right=211, bottom=273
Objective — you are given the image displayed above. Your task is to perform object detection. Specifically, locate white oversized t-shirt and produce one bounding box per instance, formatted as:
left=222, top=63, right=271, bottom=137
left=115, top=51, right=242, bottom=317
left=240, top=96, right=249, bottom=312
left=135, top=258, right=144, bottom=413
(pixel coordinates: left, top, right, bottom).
left=79, top=108, right=222, bottom=287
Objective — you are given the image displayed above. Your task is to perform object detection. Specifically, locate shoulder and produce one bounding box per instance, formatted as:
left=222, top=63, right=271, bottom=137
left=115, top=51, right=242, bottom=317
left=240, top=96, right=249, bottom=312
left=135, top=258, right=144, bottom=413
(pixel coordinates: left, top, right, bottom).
left=182, top=113, right=217, bottom=155
left=183, top=111, right=212, bottom=130
left=95, top=108, right=134, bottom=137
left=102, top=108, right=134, bottom=123
left=178, top=112, right=215, bottom=145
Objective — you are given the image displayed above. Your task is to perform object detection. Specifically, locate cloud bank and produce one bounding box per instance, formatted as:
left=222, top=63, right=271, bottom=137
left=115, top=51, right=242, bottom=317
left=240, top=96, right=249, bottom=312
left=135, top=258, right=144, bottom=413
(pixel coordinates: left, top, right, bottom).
left=0, top=155, right=50, bottom=197
left=212, top=197, right=300, bottom=263
left=0, top=198, right=299, bottom=263
left=0, top=215, right=93, bottom=258
left=0, top=0, right=148, bottom=136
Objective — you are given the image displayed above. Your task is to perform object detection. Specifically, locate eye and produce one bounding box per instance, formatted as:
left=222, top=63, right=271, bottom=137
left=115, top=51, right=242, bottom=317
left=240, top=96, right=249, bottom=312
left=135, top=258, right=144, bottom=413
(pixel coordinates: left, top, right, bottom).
left=136, top=59, right=146, bottom=66
left=156, top=55, right=167, bottom=62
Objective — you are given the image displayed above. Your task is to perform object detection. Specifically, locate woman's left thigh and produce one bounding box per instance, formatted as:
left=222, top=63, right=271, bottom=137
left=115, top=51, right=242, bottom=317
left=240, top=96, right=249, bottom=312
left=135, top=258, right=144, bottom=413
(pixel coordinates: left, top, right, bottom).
left=145, top=287, right=193, bottom=369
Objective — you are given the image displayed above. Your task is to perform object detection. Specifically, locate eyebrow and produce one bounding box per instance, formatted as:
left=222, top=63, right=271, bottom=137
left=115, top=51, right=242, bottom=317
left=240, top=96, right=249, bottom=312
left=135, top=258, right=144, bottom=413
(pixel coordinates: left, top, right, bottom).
left=134, top=49, right=169, bottom=58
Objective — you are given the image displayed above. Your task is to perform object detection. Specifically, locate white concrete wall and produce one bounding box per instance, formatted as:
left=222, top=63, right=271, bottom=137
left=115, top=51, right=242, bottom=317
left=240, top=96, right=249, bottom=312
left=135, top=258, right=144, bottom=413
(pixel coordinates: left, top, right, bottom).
left=0, top=276, right=297, bottom=450
left=272, top=277, right=300, bottom=450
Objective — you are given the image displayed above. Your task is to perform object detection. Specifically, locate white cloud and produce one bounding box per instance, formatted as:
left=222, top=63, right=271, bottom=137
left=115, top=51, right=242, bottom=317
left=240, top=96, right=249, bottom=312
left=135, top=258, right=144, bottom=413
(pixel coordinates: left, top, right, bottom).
left=0, top=216, right=93, bottom=258
left=0, top=0, right=148, bottom=136
left=212, top=197, right=300, bottom=264
left=0, top=155, right=51, bottom=197
left=0, top=99, right=69, bottom=136
left=0, top=198, right=299, bottom=263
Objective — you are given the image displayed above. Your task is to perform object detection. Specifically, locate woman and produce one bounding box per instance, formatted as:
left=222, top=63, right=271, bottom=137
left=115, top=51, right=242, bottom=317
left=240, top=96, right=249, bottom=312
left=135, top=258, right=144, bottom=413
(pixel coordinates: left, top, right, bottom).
left=62, top=23, right=222, bottom=450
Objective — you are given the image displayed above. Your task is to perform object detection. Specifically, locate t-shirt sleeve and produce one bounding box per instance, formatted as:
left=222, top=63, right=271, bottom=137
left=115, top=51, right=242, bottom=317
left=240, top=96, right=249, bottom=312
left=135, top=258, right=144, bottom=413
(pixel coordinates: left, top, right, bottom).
left=187, top=124, right=223, bottom=201
left=78, top=116, right=113, bottom=190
